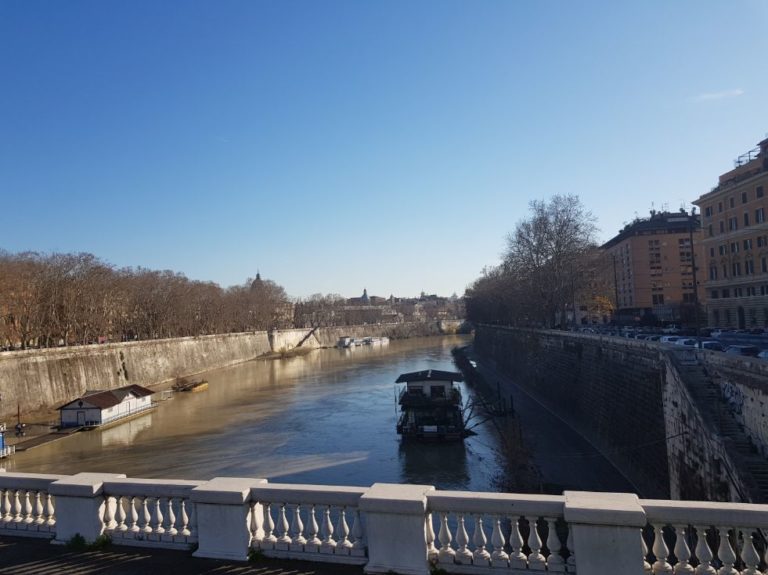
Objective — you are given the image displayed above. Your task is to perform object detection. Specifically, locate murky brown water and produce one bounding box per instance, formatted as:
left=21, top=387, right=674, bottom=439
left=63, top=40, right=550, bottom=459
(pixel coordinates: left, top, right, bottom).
left=7, top=335, right=504, bottom=491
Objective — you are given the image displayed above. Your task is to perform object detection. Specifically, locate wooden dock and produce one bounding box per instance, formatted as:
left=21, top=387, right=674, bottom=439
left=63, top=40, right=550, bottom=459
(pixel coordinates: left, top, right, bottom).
left=12, top=427, right=84, bottom=452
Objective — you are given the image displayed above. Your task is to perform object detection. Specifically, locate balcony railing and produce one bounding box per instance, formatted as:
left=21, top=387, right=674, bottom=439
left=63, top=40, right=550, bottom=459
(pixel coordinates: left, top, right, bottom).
left=3, top=471, right=768, bottom=574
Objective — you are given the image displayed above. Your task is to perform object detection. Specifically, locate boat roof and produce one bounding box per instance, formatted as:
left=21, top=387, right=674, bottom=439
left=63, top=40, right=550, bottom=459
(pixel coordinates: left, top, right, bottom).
left=395, top=369, right=463, bottom=383
left=58, top=384, right=154, bottom=410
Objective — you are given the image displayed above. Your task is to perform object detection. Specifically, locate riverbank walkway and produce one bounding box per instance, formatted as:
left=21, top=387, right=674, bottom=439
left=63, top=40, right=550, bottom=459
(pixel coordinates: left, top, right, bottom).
left=0, top=536, right=364, bottom=575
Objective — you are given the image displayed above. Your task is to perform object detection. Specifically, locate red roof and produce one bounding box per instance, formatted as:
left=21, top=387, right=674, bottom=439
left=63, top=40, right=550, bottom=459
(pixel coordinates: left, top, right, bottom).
left=59, top=384, right=154, bottom=410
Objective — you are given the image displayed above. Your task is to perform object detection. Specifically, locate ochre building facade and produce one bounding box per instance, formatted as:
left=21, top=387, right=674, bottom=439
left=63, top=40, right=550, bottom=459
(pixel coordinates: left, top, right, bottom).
left=694, top=138, right=768, bottom=328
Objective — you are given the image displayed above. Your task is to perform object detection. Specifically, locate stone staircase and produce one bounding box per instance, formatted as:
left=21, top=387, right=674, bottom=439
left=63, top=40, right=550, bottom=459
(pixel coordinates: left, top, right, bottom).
left=670, top=350, right=768, bottom=502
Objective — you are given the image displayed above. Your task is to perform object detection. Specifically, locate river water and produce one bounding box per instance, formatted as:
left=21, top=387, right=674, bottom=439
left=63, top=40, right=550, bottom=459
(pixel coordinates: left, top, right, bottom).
left=9, top=335, right=507, bottom=491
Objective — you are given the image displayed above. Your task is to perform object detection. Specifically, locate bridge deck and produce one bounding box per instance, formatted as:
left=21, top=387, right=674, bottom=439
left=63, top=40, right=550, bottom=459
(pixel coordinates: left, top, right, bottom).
left=0, top=536, right=365, bottom=575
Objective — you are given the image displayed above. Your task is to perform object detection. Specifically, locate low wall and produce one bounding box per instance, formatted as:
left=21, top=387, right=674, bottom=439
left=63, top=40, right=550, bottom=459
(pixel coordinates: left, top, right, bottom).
left=0, top=321, right=453, bottom=421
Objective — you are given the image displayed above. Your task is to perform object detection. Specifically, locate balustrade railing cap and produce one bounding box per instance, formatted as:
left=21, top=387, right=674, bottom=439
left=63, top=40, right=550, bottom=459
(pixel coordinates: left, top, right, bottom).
left=564, top=491, right=646, bottom=527
left=49, top=472, right=127, bottom=497
left=359, top=483, right=434, bottom=514
left=191, top=477, right=267, bottom=505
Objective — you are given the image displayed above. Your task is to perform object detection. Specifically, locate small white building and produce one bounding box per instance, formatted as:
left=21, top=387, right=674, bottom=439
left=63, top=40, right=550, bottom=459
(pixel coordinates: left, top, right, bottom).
left=59, top=385, right=154, bottom=428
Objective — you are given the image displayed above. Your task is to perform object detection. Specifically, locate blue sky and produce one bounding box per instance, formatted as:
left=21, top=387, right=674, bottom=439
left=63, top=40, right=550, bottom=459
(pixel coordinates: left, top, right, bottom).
left=1, top=1, right=767, bottom=298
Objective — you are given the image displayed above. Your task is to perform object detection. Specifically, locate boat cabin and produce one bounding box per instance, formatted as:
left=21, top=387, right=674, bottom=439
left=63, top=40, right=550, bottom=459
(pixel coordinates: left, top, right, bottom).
left=395, top=369, right=466, bottom=441
left=59, top=385, right=154, bottom=428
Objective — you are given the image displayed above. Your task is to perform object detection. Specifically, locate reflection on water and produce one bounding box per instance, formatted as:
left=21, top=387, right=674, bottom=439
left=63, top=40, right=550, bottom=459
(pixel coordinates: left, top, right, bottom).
left=9, top=335, right=501, bottom=491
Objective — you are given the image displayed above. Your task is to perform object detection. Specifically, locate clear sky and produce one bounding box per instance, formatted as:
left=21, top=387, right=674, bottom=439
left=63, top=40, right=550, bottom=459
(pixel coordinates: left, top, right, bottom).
left=1, top=1, right=767, bottom=299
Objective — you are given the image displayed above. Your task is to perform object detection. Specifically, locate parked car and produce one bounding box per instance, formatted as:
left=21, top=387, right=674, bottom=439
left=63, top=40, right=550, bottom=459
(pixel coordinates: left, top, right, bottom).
left=724, top=345, right=760, bottom=357
left=701, top=341, right=725, bottom=352
left=675, top=338, right=698, bottom=347
left=662, top=325, right=681, bottom=334
left=757, top=350, right=768, bottom=360
left=660, top=336, right=681, bottom=344
left=646, top=335, right=661, bottom=341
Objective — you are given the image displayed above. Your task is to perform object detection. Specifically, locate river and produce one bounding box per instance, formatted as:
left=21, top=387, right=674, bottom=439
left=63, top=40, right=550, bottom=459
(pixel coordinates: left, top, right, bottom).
left=8, top=335, right=508, bottom=491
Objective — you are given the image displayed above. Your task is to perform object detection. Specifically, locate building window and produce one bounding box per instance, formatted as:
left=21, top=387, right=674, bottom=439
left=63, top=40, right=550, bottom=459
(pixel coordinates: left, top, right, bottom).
left=705, top=206, right=713, bottom=217
left=652, top=294, right=665, bottom=305
left=745, top=212, right=751, bottom=227
left=730, top=197, right=735, bottom=208
left=746, top=259, right=755, bottom=275
left=723, top=264, right=728, bottom=278
left=709, top=266, right=718, bottom=280
left=709, top=247, right=715, bottom=257
left=718, top=202, right=723, bottom=213
left=759, top=236, right=765, bottom=248
left=729, top=217, right=738, bottom=231
left=731, top=242, right=739, bottom=254
left=722, top=288, right=730, bottom=298
left=708, top=224, right=713, bottom=236
left=735, top=287, right=744, bottom=297
left=758, top=186, right=765, bottom=199
left=742, top=191, right=748, bottom=204
left=720, top=221, right=726, bottom=233
left=711, top=290, right=719, bottom=299
left=763, top=257, right=768, bottom=273
left=757, top=208, right=765, bottom=223
left=744, top=239, right=753, bottom=250
left=719, top=244, right=726, bottom=255
left=733, top=262, right=742, bottom=276
left=747, top=286, right=756, bottom=296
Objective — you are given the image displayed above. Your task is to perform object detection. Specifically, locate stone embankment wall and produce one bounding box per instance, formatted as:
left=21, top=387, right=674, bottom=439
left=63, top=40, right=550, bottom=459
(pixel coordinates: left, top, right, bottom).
left=475, top=325, right=768, bottom=501
left=0, top=321, right=454, bottom=421
left=474, top=326, right=670, bottom=498
left=700, top=353, right=768, bottom=458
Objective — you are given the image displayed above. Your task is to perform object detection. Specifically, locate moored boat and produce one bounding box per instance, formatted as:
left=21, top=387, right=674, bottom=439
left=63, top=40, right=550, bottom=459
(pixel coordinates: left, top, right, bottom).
left=395, top=369, right=466, bottom=441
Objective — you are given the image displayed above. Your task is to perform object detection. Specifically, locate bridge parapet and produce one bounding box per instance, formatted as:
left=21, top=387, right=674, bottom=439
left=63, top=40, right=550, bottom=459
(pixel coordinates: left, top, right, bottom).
left=2, top=471, right=768, bottom=574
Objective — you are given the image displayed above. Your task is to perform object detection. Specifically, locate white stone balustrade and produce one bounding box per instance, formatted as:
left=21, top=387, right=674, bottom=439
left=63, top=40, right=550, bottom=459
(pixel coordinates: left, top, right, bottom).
left=641, top=499, right=768, bottom=575
left=427, top=490, right=572, bottom=573
left=101, top=478, right=204, bottom=549
left=249, top=483, right=368, bottom=564
left=0, top=472, right=63, bottom=538
left=5, top=470, right=768, bottom=575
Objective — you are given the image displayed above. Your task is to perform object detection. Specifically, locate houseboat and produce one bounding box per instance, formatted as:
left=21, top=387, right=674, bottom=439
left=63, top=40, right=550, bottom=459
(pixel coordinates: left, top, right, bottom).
left=58, top=384, right=154, bottom=429
left=395, top=369, right=466, bottom=441
left=0, top=424, right=14, bottom=459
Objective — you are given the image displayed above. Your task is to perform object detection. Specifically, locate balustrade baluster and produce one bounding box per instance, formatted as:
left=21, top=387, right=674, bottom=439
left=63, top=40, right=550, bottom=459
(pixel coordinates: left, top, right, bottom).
left=739, top=528, right=761, bottom=575
left=181, top=499, right=193, bottom=537
left=545, top=517, right=565, bottom=572
left=320, top=505, right=336, bottom=553
left=455, top=513, right=473, bottom=564
left=116, top=496, right=128, bottom=532
left=261, top=503, right=276, bottom=548
left=437, top=512, right=455, bottom=564
left=290, top=504, right=306, bottom=549
left=491, top=515, right=509, bottom=567
left=426, top=513, right=437, bottom=560
left=1, top=489, right=11, bottom=523
left=186, top=499, right=197, bottom=539
left=165, top=497, right=177, bottom=536
left=13, top=490, right=22, bottom=522
left=652, top=523, right=673, bottom=574
left=672, top=525, right=693, bottom=574
left=715, top=527, right=737, bottom=575
left=129, top=497, right=140, bottom=533
left=102, top=496, right=115, bottom=531
left=22, top=490, right=33, bottom=524
left=527, top=517, right=547, bottom=570
left=34, top=491, right=45, bottom=525
left=509, top=515, right=528, bottom=569
left=45, top=493, right=56, bottom=527
left=140, top=497, right=152, bottom=534
left=472, top=516, right=490, bottom=564
left=350, top=509, right=364, bottom=555
left=154, top=497, right=165, bottom=535
left=566, top=524, right=576, bottom=572
left=305, top=505, right=321, bottom=551
left=642, top=529, right=652, bottom=574
left=335, top=507, right=352, bottom=553
left=693, top=525, right=716, bottom=575
left=249, top=502, right=259, bottom=546
left=276, top=504, right=291, bottom=549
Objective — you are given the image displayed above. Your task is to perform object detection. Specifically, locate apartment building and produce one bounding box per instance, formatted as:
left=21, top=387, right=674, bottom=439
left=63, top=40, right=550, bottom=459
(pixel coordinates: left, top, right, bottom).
left=602, top=211, right=703, bottom=324
left=693, top=138, right=768, bottom=328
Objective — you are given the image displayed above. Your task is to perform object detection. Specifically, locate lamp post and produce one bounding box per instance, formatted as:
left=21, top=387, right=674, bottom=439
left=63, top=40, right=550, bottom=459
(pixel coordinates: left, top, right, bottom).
left=689, top=208, right=701, bottom=340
